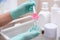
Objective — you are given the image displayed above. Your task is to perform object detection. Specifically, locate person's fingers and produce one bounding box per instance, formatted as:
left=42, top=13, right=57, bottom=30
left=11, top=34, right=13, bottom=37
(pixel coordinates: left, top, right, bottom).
left=23, top=31, right=40, bottom=39
left=10, top=31, right=40, bottom=40
left=28, top=1, right=36, bottom=11
left=25, top=1, right=36, bottom=6
left=28, top=25, right=40, bottom=32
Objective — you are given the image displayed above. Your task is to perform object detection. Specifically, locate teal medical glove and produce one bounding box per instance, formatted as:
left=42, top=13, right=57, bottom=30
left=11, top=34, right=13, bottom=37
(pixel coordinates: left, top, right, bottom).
left=10, top=1, right=35, bottom=19
left=10, top=31, right=40, bottom=40
left=28, top=25, right=40, bottom=32
left=10, top=25, right=40, bottom=40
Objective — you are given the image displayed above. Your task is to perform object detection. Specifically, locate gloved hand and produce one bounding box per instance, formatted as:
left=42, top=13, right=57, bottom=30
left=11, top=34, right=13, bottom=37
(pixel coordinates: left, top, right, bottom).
left=28, top=24, right=40, bottom=32
left=10, top=1, right=35, bottom=19
left=10, top=25, right=40, bottom=40
left=10, top=31, right=40, bottom=40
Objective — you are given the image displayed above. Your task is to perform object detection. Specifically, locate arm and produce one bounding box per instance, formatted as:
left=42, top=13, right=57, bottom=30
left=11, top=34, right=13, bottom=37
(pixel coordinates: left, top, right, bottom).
left=0, top=12, right=12, bottom=27
left=0, top=1, right=35, bottom=27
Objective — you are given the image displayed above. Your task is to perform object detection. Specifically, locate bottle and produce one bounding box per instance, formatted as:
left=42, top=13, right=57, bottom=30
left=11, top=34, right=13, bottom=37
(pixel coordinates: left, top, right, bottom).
left=38, top=2, right=50, bottom=30
left=51, top=0, right=59, bottom=23
left=51, top=3, right=59, bottom=24
left=51, top=0, right=60, bottom=40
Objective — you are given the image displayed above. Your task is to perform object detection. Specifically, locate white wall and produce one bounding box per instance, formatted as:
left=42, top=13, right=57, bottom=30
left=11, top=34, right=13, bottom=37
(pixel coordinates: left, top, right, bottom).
left=0, top=0, right=18, bottom=14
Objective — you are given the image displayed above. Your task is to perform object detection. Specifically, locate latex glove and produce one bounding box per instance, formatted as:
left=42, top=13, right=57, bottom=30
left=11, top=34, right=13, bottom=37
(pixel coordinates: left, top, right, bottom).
left=10, top=25, right=40, bottom=40
left=10, top=1, right=35, bottom=19
left=10, top=31, right=40, bottom=40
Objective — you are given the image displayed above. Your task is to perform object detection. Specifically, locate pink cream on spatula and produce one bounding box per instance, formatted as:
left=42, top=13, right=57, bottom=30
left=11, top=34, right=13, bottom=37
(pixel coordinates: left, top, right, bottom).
left=32, top=6, right=39, bottom=20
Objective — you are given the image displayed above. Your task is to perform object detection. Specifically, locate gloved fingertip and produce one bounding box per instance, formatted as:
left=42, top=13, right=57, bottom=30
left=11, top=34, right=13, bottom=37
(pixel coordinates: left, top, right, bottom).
left=27, top=1, right=36, bottom=6
left=33, top=1, right=36, bottom=6
left=35, top=31, right=40, bottom=36
left=30, top=31, right=40, bottom=38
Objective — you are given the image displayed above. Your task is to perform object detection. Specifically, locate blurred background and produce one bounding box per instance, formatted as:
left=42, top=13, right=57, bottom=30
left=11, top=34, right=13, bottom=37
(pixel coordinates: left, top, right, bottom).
left=0, top=0, right=60, bottom=14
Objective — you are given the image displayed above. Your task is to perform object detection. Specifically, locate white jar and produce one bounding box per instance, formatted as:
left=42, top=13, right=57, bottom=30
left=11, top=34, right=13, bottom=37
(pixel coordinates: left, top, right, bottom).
left=44, top=23, right=57, bottom=40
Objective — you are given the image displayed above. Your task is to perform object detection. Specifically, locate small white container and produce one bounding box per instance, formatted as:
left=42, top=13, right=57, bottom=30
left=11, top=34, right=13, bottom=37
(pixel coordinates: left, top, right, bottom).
left=44, top=23, right=57, bottom=40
